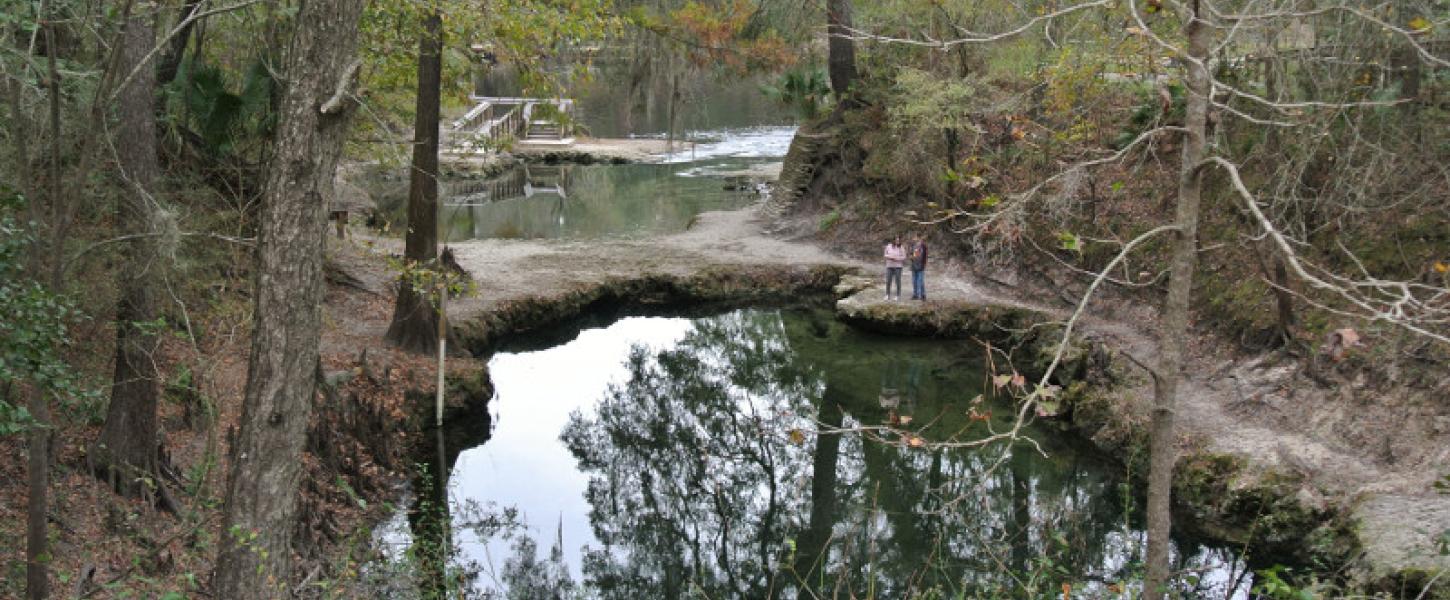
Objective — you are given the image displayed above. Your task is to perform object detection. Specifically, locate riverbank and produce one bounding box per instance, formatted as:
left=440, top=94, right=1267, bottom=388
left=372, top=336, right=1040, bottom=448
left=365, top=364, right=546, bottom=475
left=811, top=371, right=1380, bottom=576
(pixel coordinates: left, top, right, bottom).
left=21, top=186, right=1423, bottom=596
left=515, top=136, right=688, bottom=163
left=374, top=200, right=1449, bottom=593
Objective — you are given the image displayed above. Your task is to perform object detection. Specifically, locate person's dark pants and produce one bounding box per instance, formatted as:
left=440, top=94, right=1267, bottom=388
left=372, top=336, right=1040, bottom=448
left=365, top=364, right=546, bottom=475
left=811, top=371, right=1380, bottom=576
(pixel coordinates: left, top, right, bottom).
left=911, top=268, right=925, bottom=300
left=885, top=267, right=902, bottom=298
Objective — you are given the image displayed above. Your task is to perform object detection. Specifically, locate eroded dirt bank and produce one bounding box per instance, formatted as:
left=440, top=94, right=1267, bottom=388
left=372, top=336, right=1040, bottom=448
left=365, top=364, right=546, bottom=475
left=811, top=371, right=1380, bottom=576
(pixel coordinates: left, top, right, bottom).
left=414, top=201, right=1448, bottom=593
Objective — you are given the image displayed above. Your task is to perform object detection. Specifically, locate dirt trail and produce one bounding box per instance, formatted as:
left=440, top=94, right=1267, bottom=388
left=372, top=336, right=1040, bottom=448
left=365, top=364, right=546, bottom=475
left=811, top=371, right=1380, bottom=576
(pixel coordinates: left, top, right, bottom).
left=429, top=201, right=1448, bottom=578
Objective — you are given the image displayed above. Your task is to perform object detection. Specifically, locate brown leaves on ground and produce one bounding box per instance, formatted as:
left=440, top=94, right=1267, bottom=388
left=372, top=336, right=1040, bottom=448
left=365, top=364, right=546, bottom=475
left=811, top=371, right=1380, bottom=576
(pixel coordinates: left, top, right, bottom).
left=0, top=241, right=483, bottom=597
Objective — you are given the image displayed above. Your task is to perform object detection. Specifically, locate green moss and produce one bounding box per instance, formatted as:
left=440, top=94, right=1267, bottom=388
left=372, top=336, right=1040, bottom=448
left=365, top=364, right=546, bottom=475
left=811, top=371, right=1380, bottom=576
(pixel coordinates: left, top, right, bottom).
left=453, top=264, right=853, bottom=355
left=1170, top=453, right=1357, bottom=568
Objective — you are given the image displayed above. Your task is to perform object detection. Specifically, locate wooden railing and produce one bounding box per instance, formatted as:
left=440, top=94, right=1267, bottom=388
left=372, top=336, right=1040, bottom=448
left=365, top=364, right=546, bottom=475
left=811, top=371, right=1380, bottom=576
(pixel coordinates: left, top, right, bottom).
left=450, top=99, right=493, bottom=131
left=446, top=96, right=575, bottom=152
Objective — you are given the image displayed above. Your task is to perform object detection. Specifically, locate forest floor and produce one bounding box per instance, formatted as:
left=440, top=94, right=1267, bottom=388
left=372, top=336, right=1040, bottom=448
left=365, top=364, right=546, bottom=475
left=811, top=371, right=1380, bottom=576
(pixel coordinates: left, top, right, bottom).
left=0, top=233, right=483, bottom=597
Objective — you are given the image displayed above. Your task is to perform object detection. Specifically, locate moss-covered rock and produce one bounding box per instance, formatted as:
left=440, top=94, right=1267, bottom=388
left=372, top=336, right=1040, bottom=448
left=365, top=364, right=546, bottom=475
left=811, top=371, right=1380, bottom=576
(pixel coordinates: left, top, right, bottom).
left=1172, top=454, right=1352, bottom=565
left=452, top=263, right=854, bottom=355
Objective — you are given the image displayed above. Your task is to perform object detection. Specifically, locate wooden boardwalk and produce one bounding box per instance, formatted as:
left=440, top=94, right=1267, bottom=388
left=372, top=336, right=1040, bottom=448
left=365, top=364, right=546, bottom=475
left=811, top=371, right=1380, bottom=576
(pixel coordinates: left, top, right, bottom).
left=444, top=95, right=576, bottom=155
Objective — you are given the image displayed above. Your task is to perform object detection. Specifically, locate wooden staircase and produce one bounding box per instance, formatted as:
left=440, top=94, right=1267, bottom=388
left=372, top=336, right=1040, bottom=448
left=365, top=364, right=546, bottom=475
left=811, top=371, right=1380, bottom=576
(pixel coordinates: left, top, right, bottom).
left=525, top=120, right=566, bottom=142
left=761, top=125, right=831, bottom=219
left=444, top=96, right=575, bottom=153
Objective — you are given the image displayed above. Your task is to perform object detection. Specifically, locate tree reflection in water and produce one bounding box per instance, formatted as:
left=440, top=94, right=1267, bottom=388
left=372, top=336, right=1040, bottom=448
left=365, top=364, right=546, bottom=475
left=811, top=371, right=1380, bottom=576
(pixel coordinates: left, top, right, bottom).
left=483, top=309, right=1241, bottom=598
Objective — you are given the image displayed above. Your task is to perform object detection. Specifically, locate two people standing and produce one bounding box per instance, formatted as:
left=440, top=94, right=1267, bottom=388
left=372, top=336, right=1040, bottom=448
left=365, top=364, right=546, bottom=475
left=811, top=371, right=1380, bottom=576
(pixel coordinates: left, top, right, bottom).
left=882, top=234, right=928, bottom=301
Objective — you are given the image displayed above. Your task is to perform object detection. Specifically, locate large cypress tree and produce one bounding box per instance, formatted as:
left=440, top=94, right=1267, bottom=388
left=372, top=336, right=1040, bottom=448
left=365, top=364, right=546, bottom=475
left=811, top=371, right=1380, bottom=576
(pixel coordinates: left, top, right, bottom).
left=385, top=11, right=445, bottom=354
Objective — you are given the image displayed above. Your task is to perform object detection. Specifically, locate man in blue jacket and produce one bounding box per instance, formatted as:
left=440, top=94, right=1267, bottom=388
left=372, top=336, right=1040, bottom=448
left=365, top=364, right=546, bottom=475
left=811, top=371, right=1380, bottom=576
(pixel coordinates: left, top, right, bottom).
left=909, top=233, right=928, bottom=301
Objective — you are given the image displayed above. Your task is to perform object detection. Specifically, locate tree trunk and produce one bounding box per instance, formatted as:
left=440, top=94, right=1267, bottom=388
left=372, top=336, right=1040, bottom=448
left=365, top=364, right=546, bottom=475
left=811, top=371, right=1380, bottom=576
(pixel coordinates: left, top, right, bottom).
left=155, top=0, right=204, bottom=87
left=1144, top=2, right=1209, bottom=599
left=1009, top=452, right=1032, bottom=577
left=25, top=385, right=49, bottom=600
left=211, top=0, right=365, bottom=595
left=8, top=32, right=42, bottom=600
left=794, top=390, right=843, bottom=589
left=94, top=10, right=165, bottom=502
left=385, top=11, right=444, bottom=354
left=825, top=0, right=858, bottom=100
left=27, top=16, right=66, bottom=600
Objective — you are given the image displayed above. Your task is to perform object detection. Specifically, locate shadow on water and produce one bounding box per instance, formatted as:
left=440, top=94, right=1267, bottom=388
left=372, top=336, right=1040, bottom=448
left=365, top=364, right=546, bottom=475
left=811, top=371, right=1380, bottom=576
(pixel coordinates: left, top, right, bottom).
left=388, top=307, right=1253, bottom=599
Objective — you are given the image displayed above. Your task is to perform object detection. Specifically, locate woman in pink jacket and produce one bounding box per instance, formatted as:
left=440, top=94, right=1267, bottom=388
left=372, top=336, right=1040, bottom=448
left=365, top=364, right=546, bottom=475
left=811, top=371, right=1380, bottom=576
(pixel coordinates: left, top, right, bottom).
left=883, top=235, right=906, bottom=300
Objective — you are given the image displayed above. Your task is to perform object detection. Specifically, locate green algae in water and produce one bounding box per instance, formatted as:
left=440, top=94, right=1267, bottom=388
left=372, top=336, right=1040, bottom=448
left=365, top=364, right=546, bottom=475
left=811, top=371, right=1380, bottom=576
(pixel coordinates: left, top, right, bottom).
left=416, top=308, right=1245, bottom=598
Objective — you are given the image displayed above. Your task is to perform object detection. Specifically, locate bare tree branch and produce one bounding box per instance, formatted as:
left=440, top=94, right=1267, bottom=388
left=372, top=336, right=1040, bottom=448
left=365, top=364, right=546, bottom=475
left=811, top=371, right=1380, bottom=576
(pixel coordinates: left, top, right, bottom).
left=1206, top=156, right=1450, bottom=345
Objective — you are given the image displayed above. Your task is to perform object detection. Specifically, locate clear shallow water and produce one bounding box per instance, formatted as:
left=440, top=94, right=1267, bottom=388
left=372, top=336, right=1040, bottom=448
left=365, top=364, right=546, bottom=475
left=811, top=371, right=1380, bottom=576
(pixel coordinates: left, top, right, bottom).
left=402, top=308, right=1248, bottom=599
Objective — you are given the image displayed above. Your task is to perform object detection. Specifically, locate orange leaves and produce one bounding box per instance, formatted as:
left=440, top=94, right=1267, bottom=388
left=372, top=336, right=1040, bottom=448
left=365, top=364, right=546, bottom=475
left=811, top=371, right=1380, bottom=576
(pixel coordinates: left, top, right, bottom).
left=992, top=371, right=1026, bottom=391
left=663, top=0, right=794, bottom=73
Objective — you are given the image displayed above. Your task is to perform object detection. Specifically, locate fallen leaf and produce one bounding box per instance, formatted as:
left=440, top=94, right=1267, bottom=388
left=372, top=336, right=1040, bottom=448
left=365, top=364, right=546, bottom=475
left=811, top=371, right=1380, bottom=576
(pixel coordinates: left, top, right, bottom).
left=788, top=429, right=806, bottom=445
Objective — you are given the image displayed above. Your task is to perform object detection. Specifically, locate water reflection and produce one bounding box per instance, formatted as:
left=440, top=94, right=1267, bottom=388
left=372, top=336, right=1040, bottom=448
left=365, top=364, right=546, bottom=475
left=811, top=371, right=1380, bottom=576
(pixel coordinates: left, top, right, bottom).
left=368, top=159, right=774, bottom=242
left=424, top=309, right=1247, bottom=598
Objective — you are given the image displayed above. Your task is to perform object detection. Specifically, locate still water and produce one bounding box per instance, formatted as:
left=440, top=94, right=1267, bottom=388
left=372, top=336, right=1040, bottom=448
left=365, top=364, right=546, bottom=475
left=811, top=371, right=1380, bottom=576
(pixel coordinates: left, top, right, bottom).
left=413, top=308, right=1248, bottom=599
left=367, top=126, right=795, bottom=242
